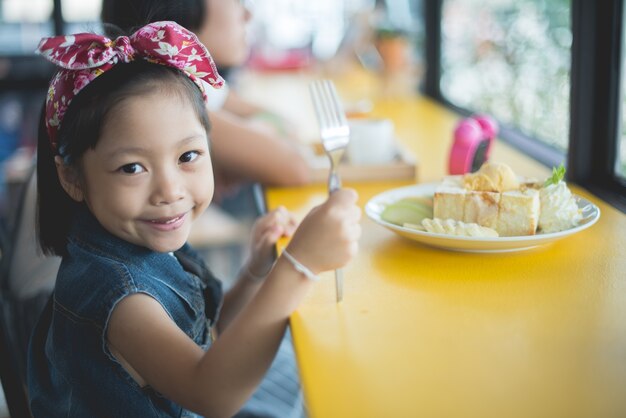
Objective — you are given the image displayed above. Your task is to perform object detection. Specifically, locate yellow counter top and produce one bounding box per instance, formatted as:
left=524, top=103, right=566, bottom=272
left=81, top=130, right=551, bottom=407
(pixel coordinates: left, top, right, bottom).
left=257, top=69, right=626, bottom=418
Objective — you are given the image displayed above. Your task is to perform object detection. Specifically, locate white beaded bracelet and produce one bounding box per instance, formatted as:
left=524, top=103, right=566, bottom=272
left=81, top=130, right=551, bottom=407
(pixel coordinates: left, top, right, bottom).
left=282, top=250, right=320, bottom=282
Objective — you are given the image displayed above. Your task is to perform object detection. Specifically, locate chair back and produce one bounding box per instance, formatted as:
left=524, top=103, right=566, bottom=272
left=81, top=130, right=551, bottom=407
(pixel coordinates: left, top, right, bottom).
left=0, top=167, right=36, bottom=417
left=0, top=295, right=32, bottom=417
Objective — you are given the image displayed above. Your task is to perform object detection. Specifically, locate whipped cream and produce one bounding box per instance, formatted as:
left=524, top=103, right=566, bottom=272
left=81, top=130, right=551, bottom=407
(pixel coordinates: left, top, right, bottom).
left=539, top=181, right=581, bottom=233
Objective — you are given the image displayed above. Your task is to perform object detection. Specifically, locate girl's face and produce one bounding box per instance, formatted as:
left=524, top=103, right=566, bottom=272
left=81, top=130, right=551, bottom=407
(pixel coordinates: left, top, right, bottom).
left=78, top=92, right=213, bottom=253
left=196, top=0, right=252, bottom=67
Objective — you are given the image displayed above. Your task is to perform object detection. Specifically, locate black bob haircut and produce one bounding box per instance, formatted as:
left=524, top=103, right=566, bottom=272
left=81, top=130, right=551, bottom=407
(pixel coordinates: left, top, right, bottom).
left=37, top=60, right=211, bottom=256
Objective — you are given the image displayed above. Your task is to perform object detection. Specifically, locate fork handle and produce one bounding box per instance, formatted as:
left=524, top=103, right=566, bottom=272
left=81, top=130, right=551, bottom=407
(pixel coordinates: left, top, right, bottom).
left=329, top=170, right=343, bottom=302
left=328, top=170, right=341, bottom=193
left=335, top=268, right=344, bottom=302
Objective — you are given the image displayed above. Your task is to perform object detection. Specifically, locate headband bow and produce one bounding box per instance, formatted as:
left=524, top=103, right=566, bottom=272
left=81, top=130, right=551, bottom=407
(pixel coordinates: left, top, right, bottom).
left=36, top=21, right=224, bottom=152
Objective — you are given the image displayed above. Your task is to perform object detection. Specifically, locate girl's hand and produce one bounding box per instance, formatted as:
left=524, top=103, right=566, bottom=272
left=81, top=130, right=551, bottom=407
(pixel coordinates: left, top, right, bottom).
left=245, top=206, right=298, bottom=280
left=285, top=189, right=362, bottom=274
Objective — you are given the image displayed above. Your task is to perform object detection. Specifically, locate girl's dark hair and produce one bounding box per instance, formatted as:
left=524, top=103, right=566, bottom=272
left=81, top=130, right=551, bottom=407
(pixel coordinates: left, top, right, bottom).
left=37, top=60, right=211, bottom=256
left=101, top=0, right=206, bottom=34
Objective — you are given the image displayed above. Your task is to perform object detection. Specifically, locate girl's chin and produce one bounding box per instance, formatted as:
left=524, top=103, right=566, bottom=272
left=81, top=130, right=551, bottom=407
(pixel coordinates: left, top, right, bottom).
left=149, top=241, right=186, bottom=253
left=143, top=233, right=189, bottom=253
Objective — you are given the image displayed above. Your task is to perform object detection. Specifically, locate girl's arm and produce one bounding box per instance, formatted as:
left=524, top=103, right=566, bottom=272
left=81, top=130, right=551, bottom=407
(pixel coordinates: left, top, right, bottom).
left=208, top=109, right=310, bottom=187
left=106, top=190, right=361, bottom=418
left=218, top=206, right=298, bottom=330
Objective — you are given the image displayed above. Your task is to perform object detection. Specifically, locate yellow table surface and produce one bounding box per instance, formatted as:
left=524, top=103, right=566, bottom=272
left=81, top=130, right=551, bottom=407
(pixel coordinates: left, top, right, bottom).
left=255, top=69, right=626, bottom=418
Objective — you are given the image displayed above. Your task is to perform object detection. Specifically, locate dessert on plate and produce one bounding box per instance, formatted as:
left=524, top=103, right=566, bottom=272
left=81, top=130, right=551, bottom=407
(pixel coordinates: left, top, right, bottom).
left=431, top=162, right=580, bottom=237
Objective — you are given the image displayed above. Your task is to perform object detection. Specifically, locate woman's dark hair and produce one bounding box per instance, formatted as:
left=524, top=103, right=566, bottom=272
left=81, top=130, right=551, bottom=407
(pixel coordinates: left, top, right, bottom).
left=101, top=0, right=234, bottom=79
left=37, top=60, right=211, bottom=256
left=101, top=0, right=206, bottom=35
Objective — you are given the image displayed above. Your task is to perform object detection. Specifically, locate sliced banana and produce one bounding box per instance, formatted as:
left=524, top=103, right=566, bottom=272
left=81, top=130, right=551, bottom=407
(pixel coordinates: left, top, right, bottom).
left=421, top=218, right=499, bottom=237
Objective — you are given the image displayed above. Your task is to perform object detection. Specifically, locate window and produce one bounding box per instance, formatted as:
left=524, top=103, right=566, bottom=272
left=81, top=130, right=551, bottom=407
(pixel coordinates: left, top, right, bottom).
left=0, top=0, right=54, bottom=55
left=440, top=0, right=571, bottom=155
left=60, top=0, right=101, bottom=33
left=250, top=0, right=377, bottom=60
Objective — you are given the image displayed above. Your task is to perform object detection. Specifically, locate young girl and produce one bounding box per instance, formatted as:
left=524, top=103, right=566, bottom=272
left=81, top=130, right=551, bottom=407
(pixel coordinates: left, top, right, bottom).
left=28, top=21, right=361, bottom=417
left=101, top=0, right=312, bottom=196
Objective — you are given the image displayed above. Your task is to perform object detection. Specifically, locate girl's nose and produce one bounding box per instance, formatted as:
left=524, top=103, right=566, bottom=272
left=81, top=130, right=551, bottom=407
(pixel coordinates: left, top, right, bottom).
left=150, top=171, right=185, bottom=205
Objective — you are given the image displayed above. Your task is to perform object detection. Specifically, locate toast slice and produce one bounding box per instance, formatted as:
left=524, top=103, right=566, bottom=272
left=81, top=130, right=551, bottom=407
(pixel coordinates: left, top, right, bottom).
left=433, top=176, right=540, bottom=236
left=496, top=189, right=540, bottom=236
left=434, top=176, right=465, bottom=221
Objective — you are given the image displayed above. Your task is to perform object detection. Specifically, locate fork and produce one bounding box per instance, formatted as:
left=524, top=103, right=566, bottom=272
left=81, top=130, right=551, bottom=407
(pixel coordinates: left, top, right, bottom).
left=309, top=79, right=350, bottom=303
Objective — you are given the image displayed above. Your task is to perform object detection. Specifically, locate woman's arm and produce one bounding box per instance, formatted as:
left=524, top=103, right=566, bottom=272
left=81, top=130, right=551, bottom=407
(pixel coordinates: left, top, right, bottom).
left=209, top=109, right=311, bottom=187
left=222, top=88, right=264, bottom=118
left=106, top=190, right=360, bottom=418
left=223, top=90, right=299, bottom=139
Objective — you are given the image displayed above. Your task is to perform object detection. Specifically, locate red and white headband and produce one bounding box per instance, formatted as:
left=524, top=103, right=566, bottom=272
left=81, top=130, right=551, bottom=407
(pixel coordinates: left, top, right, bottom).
left=36, top=21, right=224, bottom=152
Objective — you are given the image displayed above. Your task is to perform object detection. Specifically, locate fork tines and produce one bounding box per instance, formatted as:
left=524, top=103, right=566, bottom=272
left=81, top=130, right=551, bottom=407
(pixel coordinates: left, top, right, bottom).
left=309, top=80, right=350, bottom=150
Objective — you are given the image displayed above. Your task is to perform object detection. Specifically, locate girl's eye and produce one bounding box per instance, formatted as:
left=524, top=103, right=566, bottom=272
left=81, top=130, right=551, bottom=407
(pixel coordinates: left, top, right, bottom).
left=180, top=151, right=199, bottom=164
left=119, top=163, right=145, bottom=174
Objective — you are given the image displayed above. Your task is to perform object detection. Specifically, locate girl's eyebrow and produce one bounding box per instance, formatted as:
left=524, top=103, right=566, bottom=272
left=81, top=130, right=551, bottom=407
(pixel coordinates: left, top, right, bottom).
left=105, top=134, right=206, bottom=158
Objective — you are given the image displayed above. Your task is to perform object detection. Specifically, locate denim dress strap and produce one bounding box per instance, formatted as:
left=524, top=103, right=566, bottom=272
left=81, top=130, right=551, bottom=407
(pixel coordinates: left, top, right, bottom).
left=174, top=244, right=223, bottom=326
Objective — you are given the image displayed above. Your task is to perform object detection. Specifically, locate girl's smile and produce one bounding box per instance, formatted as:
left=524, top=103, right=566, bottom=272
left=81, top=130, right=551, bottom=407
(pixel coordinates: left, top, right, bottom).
left=141, top=211, right=189, bottom=231
left=77, top=89, right=214, bottom=253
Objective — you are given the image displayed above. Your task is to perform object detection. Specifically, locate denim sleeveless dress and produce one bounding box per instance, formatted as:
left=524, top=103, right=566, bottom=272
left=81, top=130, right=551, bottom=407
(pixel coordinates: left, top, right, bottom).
left=27, top=208, right=223, bottom=417
left=27, top=210, right=306, bottom=418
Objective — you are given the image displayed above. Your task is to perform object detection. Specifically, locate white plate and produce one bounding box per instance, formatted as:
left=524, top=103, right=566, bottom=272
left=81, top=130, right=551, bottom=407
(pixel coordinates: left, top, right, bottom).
left=365, top=183, right=601, bottom=253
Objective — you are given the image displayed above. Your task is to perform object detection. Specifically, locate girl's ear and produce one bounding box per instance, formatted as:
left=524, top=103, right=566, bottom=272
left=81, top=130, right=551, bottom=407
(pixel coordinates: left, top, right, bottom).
left=54, top=156, right=84, bottom=202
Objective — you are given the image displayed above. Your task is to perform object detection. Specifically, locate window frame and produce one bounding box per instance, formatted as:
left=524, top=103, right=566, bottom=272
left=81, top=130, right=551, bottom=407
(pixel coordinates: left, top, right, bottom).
left=52, top=0, right=64, bottom=36
left=422, top=0, right=626, bottom=212
left=568, top=0, right=626, bottom=210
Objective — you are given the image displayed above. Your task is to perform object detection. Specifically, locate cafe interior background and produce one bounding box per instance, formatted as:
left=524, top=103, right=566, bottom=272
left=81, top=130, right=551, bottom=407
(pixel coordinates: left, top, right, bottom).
left=0, top=0, right=625, bottom=416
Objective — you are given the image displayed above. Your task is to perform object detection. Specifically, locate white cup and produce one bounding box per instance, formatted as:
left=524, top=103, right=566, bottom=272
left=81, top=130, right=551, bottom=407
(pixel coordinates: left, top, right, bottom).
left=347, top=118, right=396, bottom=165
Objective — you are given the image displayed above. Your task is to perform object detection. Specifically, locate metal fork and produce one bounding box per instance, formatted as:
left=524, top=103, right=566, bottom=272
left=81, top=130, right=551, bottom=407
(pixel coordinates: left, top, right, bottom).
left=309, top=79, right=350, bottom=303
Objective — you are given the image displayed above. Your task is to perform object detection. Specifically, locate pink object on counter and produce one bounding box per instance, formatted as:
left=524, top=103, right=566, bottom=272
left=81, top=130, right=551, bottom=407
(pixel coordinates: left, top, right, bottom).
left=448, top=114, right=499, bottom=175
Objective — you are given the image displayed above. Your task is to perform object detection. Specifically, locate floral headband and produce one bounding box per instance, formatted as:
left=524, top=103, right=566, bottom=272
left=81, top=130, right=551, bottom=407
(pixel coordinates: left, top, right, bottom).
left=36, top=21, right=224, bottom=152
